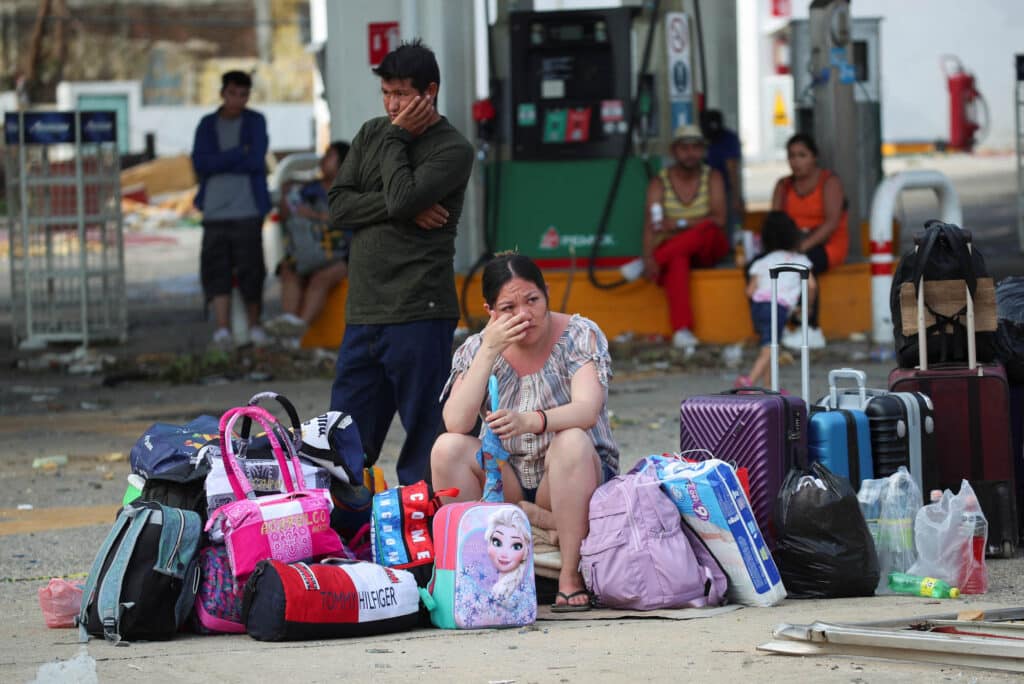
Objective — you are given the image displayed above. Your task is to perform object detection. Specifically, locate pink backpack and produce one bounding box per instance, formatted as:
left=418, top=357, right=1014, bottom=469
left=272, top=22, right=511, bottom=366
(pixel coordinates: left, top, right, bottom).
left=580, top=467, right=728, bottom=610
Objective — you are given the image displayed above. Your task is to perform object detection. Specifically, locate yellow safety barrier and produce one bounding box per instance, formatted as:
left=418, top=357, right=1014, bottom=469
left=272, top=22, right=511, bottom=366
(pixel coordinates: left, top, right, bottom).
left=302, top=261, right=872, bottom=349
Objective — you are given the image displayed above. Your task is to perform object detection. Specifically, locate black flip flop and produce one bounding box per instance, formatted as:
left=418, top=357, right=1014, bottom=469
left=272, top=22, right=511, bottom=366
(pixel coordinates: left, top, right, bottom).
left=550, top=590, right=592, bottom=613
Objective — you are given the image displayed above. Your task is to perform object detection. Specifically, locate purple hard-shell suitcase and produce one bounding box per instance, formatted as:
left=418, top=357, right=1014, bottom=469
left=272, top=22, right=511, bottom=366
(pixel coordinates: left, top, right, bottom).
left=680, top=263, right=810, bottom=544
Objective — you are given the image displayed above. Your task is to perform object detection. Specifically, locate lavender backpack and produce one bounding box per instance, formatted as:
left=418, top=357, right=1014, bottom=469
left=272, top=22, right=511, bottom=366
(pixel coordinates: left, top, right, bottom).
left=580, top=467, right=728, bottom=610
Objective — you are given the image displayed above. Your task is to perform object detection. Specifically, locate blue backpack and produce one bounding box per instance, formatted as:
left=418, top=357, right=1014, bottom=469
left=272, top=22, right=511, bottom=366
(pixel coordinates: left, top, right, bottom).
left=129, top=416, right=219, bottom=478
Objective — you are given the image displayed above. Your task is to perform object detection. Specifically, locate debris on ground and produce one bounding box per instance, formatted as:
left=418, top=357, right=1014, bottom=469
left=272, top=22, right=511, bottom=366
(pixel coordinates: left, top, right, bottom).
left=15, top=347, right=116, bottom=376
left=32, top=455, right=68, bottom=471
left=100, top=344, right=337, bottom=385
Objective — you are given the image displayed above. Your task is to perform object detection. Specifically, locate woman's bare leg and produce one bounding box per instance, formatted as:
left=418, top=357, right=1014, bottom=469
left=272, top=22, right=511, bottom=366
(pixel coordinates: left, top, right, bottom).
left=535, top=428, right=601, bottom=607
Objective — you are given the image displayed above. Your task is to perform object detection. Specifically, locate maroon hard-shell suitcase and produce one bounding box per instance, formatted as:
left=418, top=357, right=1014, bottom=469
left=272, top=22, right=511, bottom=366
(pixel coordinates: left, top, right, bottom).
left=887, top=237, right=1017, bottom=557
left=680, top=264, right=810, bottom=544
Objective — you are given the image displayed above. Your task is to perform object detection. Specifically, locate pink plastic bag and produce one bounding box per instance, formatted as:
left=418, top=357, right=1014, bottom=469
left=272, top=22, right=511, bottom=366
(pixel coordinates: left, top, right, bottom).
left=38, top=578, right=84, bottom=628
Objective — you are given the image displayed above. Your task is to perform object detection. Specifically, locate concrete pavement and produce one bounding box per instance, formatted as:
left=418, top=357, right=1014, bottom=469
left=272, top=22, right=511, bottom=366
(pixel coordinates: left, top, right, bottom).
left=0, top=152, right=1022, bottom=681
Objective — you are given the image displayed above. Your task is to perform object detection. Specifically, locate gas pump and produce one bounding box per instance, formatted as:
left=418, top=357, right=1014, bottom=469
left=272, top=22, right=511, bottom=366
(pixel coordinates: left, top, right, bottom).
left=483, top=5, right=671, bottom=271
left=942, top=56, right=988, bottom=152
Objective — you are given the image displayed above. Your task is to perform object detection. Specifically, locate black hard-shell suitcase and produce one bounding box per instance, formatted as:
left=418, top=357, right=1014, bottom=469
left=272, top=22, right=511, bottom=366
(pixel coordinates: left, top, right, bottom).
left=819, top=369, right=939, bottom=502
left=972, top=480, right=1018, bottom=558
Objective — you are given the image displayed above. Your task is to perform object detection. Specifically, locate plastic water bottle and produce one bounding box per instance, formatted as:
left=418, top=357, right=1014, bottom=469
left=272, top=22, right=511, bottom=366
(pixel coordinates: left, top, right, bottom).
left=887, top=572, right=960, bottom=598
left=650, top=202, right=664, bottom=232
left=959, top=497, right=988, bottom=594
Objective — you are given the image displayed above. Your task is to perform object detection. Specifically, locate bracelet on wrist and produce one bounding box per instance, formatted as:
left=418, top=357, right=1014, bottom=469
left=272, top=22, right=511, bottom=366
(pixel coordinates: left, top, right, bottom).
left=535, top=409, right=547, bottom=434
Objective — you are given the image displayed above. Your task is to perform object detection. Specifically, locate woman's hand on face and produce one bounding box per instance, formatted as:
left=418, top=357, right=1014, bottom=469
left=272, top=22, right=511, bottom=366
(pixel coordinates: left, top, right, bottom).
left=485, top=409, right=535, bottom=439
left=482, top=312, right=529, bottom=354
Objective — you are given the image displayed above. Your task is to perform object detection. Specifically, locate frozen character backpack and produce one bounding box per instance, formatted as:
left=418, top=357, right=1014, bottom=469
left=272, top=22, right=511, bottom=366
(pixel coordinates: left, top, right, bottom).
left=420, top=503, right=536, bottom=629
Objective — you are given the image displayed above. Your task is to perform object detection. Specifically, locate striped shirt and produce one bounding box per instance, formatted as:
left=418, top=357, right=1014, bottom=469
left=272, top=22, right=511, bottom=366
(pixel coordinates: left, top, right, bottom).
left=442, top=314, right=620, bottom=489
left=655, top=164, right=711, bottom=246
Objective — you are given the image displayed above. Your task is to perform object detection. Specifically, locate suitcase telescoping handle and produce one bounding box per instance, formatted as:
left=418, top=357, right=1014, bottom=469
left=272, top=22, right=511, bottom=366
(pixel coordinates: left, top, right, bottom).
left=914, top=227, right=977, bottom=371
left=827, top=368, right=868, bottom=409
left=769, top=263, right=810, bottom=403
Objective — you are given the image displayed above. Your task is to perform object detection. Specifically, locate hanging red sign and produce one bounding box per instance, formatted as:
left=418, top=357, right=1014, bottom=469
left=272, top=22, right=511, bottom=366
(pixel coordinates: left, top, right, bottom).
left=368, top=22, right=400, bottom=67
left=771, top=0, right=791, bottom=18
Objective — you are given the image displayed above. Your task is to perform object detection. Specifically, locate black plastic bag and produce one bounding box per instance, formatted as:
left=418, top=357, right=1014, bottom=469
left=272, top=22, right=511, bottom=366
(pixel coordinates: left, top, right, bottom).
left=774, top=462, right=879, bottom=598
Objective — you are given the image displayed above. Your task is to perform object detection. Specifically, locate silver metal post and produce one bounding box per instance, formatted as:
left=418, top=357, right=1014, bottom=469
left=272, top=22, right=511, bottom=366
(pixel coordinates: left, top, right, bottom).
left=74, top=111, right=89, bottom=349
left=770, top=277, right=779, bottom=392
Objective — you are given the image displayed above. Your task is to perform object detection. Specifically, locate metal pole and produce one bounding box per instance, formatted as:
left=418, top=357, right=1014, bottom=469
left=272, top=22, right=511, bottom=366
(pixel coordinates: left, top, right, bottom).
left=1017, top=54, right=1024, bottom=253
left=111, top=133, right=126, bottom=342
left=17, top=112, right=32, bottom=346
left=868, top=170, right=962, bottom=345
left=73, top=110, right=89, bottom=348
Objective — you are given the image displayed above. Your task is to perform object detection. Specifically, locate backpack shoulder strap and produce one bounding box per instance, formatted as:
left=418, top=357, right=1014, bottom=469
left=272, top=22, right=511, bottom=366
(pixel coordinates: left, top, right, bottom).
left=78, top=507, right=134, bottom=643
left=154, top=505, right=201, bottom=579
left=96, top=506, right=154, bottom=644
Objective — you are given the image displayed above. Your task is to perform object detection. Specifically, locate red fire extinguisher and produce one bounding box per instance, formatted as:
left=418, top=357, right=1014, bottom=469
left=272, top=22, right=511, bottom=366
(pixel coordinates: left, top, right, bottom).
left=941, top=55, right=988, bottom=152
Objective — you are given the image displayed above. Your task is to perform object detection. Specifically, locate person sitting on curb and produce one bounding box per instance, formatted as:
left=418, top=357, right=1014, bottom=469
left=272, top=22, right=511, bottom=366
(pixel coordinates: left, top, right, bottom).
left=431, top=253, right=620, bottom=613
left=640, top=123, right=730, bottom=353
left=771, top=132, right=849, bottom=350
left=265, top=141, right=351, bottom=347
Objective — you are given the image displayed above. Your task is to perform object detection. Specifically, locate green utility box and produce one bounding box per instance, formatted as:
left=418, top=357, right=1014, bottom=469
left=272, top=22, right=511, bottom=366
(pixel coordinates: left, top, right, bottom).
left=486, top=157, right=655, bottom=266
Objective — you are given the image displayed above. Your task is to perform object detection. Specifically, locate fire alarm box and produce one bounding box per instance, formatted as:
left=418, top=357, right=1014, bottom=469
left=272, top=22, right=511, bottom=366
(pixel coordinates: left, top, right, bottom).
left=508, top=8, right=635, bottom=160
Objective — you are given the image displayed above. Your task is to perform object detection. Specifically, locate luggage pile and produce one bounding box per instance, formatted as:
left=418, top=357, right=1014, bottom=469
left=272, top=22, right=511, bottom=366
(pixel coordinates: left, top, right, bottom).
left=668, top=222, right=1018, bottom=602
left=67, top=220, right=1020, bottom=644
left=77, top=390, right=539, bottom=644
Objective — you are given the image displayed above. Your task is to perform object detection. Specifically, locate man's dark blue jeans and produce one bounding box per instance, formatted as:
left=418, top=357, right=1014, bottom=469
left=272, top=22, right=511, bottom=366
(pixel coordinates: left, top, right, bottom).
left=330, top=318, right=457, bottom=486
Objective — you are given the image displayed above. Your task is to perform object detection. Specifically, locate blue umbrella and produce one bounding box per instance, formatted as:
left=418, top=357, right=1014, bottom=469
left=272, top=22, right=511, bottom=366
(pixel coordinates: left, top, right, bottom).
left=477, top=374, right=510, bottom=502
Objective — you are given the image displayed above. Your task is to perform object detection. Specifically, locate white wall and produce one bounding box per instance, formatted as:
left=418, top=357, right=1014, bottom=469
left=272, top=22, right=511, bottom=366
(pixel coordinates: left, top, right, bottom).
left=55, top=80, right=313, bottom=156
left=790, top=0, right=1024, bottom=150
left=137, top=103, right=314, bottom=156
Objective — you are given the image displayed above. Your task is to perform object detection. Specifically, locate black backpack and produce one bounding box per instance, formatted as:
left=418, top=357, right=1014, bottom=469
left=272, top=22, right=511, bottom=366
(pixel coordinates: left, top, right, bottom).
left=890, top=220, right=996, bottom=368
left=139, top=457, right=212, bottom=538
left=78, top=501, right=202, bottom=644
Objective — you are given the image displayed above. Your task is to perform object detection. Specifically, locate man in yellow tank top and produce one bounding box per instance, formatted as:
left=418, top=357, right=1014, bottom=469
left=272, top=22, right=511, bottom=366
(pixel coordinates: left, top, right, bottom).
left=639, top=124, right=729, bottom=352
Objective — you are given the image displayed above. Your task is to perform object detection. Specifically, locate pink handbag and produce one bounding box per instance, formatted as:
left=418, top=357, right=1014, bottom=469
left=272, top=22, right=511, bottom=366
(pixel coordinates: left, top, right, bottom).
left=205, top=405, right=343, bottom=581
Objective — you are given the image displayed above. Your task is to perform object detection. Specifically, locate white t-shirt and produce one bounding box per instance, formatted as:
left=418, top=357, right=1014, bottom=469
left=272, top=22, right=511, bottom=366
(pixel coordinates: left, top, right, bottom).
left=747, top=250, right=813, bottom=307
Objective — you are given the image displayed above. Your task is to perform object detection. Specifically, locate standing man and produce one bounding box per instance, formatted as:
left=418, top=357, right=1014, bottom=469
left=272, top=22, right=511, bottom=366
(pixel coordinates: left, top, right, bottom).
left=700, top=109, right=745, bottom=244
left=191, top=70, right=271, bottom=349
left=328, top=40, right=475, bottom=485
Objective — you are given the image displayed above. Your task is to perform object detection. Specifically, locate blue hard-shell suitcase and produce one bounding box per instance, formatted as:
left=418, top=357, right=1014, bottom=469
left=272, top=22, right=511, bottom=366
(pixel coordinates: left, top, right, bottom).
left=808, top=405, right=873, bottom=489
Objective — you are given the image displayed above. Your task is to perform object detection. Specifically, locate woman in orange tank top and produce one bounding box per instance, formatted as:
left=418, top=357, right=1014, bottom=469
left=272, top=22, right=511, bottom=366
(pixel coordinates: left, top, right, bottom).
left=770, top=133, right=848, bottom=347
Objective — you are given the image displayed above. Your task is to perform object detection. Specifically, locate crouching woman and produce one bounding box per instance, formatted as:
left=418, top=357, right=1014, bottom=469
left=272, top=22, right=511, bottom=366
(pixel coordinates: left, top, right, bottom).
left=431, top=253, right=620, bottom=612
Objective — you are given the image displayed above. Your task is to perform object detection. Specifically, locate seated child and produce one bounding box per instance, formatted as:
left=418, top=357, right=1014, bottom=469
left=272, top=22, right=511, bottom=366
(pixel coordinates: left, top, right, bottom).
left=736, top=211, right=816, bottom=388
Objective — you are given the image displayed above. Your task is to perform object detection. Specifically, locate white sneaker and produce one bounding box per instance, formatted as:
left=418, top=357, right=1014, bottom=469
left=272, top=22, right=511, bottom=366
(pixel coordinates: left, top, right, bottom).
left=249, top=325, right=271, bottom=347
left=806, top=327, right=827, bottom=350
left=265, top=313, right=307, bottom=337
left=620, top=257, right=645, bottom=282
left=781, top=326, right=827, bottom=351
left=211, top=328, right=233, bottom=351
left=672, top=328, right=699, bottom=351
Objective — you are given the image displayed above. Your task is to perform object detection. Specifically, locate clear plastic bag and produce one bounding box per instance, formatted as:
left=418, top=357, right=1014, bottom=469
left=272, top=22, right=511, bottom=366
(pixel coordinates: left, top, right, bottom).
left=857, top=466, right=922, bottom=594
left=38, top=577, right=84, bottom=628
left=907, top=480, right=987, bottom=593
